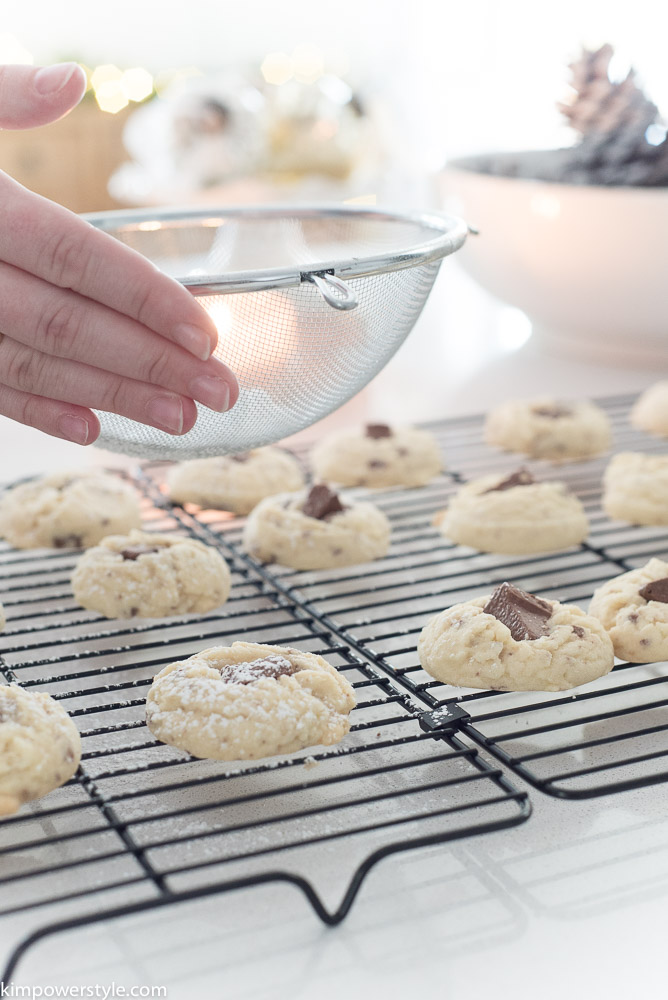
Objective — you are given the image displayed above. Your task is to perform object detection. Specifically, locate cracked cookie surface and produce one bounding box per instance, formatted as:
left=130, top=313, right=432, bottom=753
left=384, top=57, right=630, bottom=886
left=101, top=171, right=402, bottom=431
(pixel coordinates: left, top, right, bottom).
left=0, top=685, right=81, bottom=816
left=72, top=529, right=231, bottom=619
left=589, top=558, right=668, bottom=662
left=0, top=469, right=142, bottom=550
left=146, top=642, right=356, bottom=761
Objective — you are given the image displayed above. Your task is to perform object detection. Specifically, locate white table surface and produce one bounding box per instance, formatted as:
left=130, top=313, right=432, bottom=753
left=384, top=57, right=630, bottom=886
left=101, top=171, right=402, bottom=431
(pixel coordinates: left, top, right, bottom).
left=3, top=260, right=667, bottom=999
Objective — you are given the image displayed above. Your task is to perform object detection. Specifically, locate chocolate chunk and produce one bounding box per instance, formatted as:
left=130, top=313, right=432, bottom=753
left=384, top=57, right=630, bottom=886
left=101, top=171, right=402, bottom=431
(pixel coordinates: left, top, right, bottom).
left=230, top=452, right=251, bottom=463
left=219, top=653, right=296, bottom=685
left=483, top=582, right=553, bottom=641
left=302, top=484, right=345, bottom=520
left=531, top=404, right=573, bottom=419
left=484, top=468, right=534, bottom=493
left=639, top=577, right=668, bottom=603
left=572, top=625, right=586, bottom=638
left=366, top=423, right=392, bottom=439
left=368, top=460, right=387, bottom=469
left=120, top=545, right=160, bottom=561
left=53, top=534, right=83, bottom=549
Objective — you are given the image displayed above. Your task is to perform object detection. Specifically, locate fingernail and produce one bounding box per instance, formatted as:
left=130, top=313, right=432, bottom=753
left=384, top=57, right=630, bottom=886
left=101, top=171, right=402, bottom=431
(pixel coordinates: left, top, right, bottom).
left=146, top=396, right=184, bottom=434
left=174, top=323, right=214, bottom=361
left=35, top=63, right=78, bottom=95
left=189, top=376, right=231, bottom=412
left=58, top=414, right=90, bottom=445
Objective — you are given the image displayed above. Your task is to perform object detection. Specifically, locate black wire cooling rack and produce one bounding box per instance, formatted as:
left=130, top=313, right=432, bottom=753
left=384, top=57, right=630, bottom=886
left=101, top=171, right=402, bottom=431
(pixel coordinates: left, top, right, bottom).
left=2, top=390, right=667, bottom=981
left=0, top=469, right=528, bottom=984
left=166, top=392, right=668, bottom=804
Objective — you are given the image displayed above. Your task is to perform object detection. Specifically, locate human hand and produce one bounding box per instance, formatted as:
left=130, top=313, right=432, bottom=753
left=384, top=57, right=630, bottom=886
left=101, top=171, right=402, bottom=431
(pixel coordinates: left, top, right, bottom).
left=0, top=63, right=238, bottom=445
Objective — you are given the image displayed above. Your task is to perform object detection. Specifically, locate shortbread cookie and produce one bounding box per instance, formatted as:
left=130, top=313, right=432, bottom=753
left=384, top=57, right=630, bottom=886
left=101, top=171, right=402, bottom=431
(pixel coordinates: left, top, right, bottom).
left=418, top=581, right=614, bottom=692
left=0, top=685, right=81, bottom=816
left=630, top=382, right=668, bottom=438
left=146, top=642, right=356, bottom=761
left=484, top=397, right=611, bottom=461
left=310, top=423, right=443, bottom=488
left=602, top=452, right=668, bottom=525
left=435, top=469, right=588, bottom=554
left=243, top=483, right=390, bottom=569
left=0, top=470, right=142, bottom=550
left=589, top=558, right=668, bottom=662
left=167, top=447, right=304, bottom=515
left=72, top=529, right=231, bottom=619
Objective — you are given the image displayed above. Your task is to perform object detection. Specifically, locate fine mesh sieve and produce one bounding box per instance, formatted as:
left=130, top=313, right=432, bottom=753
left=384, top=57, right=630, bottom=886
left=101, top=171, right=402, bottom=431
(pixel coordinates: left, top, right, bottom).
left=85, top=205, right=468, bottom=460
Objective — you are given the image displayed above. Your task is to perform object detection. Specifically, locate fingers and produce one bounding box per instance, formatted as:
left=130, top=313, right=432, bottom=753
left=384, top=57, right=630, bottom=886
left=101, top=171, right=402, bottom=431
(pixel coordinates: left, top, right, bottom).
left=0, top=63, right=86, bottom=129
left=0, top=336, right=199, bottom=435
left=0, top=384, right=100, bottom=445
left=0, top=171, right=223, bottom=362
left=0, top=262, right=238, bottom=412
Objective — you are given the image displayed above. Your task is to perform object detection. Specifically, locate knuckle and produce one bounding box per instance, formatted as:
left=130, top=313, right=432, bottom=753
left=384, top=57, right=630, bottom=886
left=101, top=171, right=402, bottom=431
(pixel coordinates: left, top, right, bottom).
left=0, top=342, right=44, bottom=394
left=143, top=350, right=172, bottom=387
left=98, top=376, right=128, bottom=416
left=45, top=228, right=90, bottom=288
left=41, top=299, right=81, bottom=355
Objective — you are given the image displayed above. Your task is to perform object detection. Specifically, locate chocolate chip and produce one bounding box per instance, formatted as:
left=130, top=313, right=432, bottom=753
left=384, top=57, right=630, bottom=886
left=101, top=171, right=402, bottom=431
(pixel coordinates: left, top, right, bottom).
left=53, top=534, right=83, bottom=549
left=396, top=447, right=409, bottom=457
left=628, top=612, right=640, bottom=623
left=120, top=545, right=160, bottom=561
left=483, top=582, right=553, bottom=641
left=366, top=423, right=392, bottom=439
left=484, top=468, right=534, bottom=493
left=302, top=484, right=345, bottom=520
left=639, top=577, right=668, bottom=603
left=130, top=607, right=139, bottom=616
left=368, top=460, right=387, bottom=469
left=230, top=452, right=251, bottom=463
left=531, top=404, right=573, bottom=419
left=572, top=625, right=586, bottom=638
left=219, top=653, right=296, bottom=685
left=640, top=638, right=651, bottom=646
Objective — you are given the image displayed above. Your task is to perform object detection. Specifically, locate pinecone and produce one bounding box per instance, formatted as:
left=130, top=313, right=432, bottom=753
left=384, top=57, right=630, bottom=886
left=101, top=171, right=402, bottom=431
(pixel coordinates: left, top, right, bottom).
left=557, top=44, right=668, bottom=185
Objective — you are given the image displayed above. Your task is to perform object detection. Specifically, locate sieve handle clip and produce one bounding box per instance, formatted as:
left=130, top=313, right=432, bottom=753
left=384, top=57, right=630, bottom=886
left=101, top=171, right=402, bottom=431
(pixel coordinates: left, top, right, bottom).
left=304, top=271, right=358, bottom=311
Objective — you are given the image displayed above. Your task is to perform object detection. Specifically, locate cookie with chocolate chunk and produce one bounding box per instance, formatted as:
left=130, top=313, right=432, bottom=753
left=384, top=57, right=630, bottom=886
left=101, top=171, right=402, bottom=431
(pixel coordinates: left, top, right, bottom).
left=589, top=557, right=668, bottom=662
left=418, top=582, right=614, bottom=691
left=484, top=397, right=611, bottom=461
left=72, top=529, right=230, bottom=619
left=435, top=469, right=588, bottom=554
left=145, top=642, right=356, bottom=761
left=242, top=484, right=390, bottom=570
left=310, top=423, right=443, bottom=488
left=0, top=685, right=81, bottom=816
left=0, top=469, right=142, bottom=550
left=167, top=446, right=304, bottom=515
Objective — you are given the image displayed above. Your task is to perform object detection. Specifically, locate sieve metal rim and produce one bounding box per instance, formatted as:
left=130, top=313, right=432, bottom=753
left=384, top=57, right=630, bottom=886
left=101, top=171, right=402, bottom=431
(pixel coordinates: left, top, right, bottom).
left=83, top=203, right=469, bottom=297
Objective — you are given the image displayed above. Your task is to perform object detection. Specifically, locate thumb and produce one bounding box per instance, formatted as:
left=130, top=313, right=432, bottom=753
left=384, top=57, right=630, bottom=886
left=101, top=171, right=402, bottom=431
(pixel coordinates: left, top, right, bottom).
left=0, top=62, right=87, bottom=129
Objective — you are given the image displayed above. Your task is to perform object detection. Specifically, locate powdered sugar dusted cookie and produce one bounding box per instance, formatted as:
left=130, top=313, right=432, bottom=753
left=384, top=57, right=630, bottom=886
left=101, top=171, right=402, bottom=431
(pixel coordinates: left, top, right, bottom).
left=484, top=397, right=611, bottom=461
left=418, top=582, right=614, bottom=692
left=72, top=529, right=231, bottom=619
left=630, top=382, right=668, bottom=438
left=435, top=468, right=588, bottom=554
left=0, top=685, right=81, bottom=816
left=589, top=558, right=668, bottom=662
left=167, top=447, right=304, bottom=515
left=0, top=469, right=142, bottom=550
left=310, top=423, right=443, bottom=488
left=243, top=483, right=390, bottom=569
left=145, top=641, right=356, bottom=761
left=602, top=452, right=668, bottom=525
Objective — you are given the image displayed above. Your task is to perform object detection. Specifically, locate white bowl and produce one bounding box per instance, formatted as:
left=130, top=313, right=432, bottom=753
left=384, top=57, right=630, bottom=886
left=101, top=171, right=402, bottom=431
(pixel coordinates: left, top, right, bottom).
left=441, top=150, right=668, bottom=365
